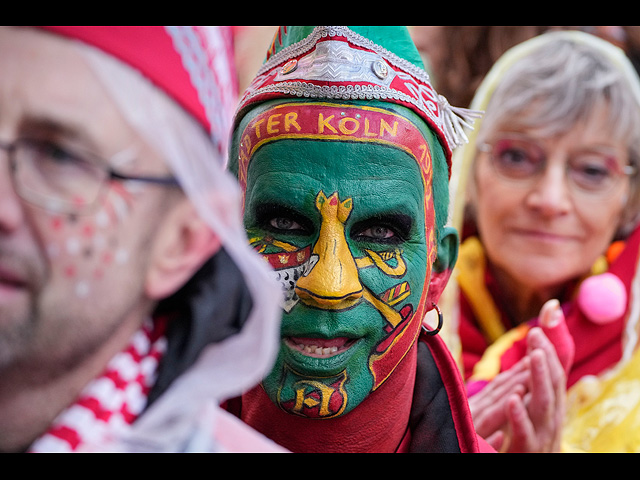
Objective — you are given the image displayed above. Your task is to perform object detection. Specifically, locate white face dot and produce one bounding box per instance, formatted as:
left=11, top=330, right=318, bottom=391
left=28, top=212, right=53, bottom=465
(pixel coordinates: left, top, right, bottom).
left=75, top=281, right=90, bottom=298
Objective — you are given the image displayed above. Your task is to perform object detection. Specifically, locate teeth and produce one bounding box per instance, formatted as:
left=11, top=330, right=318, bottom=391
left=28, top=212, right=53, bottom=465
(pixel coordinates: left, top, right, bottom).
left=296, top=344, right=339, bottom=356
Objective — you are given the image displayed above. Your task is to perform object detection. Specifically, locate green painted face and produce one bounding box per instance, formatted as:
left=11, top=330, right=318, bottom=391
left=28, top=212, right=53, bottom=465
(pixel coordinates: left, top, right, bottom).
left=236, top=102, right=439, bottom=418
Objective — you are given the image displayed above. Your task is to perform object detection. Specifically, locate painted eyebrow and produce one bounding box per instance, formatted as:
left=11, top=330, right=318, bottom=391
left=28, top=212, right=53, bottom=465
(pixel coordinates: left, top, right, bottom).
left=350, top=213, right=413, bottom=241
left=253, top=202, right=315, bottom=233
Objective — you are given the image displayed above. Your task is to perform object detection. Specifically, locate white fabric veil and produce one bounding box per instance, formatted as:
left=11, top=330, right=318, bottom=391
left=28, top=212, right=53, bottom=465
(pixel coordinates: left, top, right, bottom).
left=76, top=27, right=283, bottom=451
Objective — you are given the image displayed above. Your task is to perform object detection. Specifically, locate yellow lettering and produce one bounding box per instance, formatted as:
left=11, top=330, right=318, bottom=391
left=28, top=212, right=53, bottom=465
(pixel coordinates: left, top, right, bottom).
left=379, top=119, right=398, bottom=137
left=363, top=118, right=377, bottom=137
left=419, top=144, right=428, bottom=164
left=267, top=114, right=282, bottom=134
left=339, top=117, right=360, bottom=135
left=253, top=119, right=265, bottom=138
left=238, top=156, right=247, bottom=183
left=242, top=134, right=252, bottom=155
left=293, top=388, right=307, bottom=412
left=318, top=113, right=337, bottom=134
left=284, top=112, right=301, bottom=132
left=292, top=381, right=336, bottom=417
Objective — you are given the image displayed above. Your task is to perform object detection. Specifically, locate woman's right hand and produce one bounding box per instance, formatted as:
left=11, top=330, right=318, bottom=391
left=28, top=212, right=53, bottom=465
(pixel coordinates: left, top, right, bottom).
left=469, top=299, right=573, bottom=452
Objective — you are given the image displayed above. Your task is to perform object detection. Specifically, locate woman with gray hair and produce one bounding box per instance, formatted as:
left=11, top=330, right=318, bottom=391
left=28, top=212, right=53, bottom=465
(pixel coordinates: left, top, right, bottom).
left=446, top=30, right=640, bottom=452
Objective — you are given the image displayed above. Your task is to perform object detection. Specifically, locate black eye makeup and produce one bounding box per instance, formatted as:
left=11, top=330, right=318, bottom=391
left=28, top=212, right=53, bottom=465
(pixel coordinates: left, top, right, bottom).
left=350, top=213, right=413, bottom=245
left=254, top=202, right=314, bottom=236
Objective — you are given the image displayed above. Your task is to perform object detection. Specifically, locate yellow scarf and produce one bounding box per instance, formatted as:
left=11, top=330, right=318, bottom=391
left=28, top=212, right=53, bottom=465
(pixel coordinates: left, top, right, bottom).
left=563, top=348, right=640, bottom=452
left=456, top=237, right=531, bottom=383
left=457, top=236, right=640, bottom=452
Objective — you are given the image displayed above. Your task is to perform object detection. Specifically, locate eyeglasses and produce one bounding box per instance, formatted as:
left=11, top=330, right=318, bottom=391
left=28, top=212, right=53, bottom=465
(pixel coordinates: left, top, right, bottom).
left=479, top=134, right=636, bottom=196
left=0, top=138, right=179, bottom=214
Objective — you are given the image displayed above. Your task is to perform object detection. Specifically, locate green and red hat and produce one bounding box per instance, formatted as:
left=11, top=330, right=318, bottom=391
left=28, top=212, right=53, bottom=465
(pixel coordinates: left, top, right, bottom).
left=234, top=26, right=480, bottom=173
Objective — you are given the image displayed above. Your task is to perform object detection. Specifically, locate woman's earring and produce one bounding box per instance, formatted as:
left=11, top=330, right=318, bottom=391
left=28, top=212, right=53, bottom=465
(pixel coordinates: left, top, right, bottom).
left=422, top=302, right=444, bottom=336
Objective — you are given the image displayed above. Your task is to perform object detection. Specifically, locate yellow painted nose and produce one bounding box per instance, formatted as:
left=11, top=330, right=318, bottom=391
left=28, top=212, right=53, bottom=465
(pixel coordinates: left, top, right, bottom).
left=295, top=191, right=363, bottom=309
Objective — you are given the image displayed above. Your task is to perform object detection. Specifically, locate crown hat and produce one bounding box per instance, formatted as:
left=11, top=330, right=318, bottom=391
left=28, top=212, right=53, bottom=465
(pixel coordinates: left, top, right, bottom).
left=235, top=26, right=481, bottom=173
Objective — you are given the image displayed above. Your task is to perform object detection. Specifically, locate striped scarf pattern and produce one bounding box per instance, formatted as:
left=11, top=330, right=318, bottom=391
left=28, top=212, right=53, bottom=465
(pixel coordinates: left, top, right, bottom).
left=28, top=318, right=167, bottom=453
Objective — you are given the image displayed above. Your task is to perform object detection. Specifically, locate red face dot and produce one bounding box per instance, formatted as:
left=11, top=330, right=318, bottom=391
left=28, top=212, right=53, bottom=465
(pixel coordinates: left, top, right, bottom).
left=51, top=217, right=64, bottom=231
left=71, top=195, right=87, bottom=207
left=82, top=223, right=95, bottom=238
left=102, top=251, right=113, bottom=265
left=64, top=265, right=77, bottom=278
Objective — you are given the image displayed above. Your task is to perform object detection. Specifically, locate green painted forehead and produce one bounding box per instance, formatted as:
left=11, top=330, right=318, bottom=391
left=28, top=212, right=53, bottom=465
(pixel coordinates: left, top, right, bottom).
left=229, top=99, right=451, bottom=240
left=246, top=139, right=426, bottom=219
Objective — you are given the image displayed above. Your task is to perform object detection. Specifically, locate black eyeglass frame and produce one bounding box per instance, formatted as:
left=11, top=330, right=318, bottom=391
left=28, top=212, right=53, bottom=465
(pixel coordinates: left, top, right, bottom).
left=0, top=138, right=180, bottom=213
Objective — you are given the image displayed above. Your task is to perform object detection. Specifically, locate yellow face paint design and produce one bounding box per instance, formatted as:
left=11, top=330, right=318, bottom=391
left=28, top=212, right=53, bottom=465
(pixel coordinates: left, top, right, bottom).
left=295, top=191, right=363, bottom=309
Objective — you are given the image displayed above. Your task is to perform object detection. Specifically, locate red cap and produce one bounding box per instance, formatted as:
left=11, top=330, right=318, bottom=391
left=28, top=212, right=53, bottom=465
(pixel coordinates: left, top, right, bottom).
left=38, top=26, right=237, bottom=153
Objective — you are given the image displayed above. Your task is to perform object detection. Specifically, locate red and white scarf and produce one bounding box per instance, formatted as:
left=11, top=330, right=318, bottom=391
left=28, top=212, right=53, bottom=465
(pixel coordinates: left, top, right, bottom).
left=28, top=317, right=168, bottom=453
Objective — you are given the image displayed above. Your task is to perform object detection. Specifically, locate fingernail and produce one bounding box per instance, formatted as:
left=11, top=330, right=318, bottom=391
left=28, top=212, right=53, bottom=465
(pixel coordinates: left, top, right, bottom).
left=542, top=299, right=561, bottom=328
left=548, top=306, right=562, bottom=328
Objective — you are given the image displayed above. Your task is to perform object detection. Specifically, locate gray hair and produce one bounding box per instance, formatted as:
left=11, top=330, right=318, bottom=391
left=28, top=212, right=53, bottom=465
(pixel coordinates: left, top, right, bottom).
left=477, top=34, right=640, bottom=237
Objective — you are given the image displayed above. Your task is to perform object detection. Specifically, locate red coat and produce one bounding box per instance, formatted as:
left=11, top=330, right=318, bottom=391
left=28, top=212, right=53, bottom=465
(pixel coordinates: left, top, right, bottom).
left=404, top=330, right=495, bottom=452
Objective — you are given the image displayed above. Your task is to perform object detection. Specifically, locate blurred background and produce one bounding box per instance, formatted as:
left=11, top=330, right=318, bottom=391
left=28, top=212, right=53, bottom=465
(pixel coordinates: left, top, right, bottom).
left=231, top=26, right=640, bottom=108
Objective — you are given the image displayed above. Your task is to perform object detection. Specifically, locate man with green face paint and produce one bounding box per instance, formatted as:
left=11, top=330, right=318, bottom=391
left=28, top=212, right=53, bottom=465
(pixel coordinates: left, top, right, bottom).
left=226, top=26, right=490, bottom=452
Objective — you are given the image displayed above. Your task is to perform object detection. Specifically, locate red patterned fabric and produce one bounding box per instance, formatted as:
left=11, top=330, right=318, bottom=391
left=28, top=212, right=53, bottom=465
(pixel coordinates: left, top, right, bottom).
left=28, top=318, right=167, bottom=452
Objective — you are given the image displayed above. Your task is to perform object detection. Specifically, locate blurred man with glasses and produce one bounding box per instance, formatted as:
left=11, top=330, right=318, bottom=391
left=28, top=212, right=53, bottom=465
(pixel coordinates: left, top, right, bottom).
left=0, top=26, right=283, bottom=453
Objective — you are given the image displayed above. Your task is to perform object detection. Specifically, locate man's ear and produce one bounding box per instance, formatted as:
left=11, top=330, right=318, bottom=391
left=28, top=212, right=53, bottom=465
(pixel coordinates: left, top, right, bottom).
left=426, top=226, right=459, bottom=306
left=145, top=198, right=221, bottom=300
